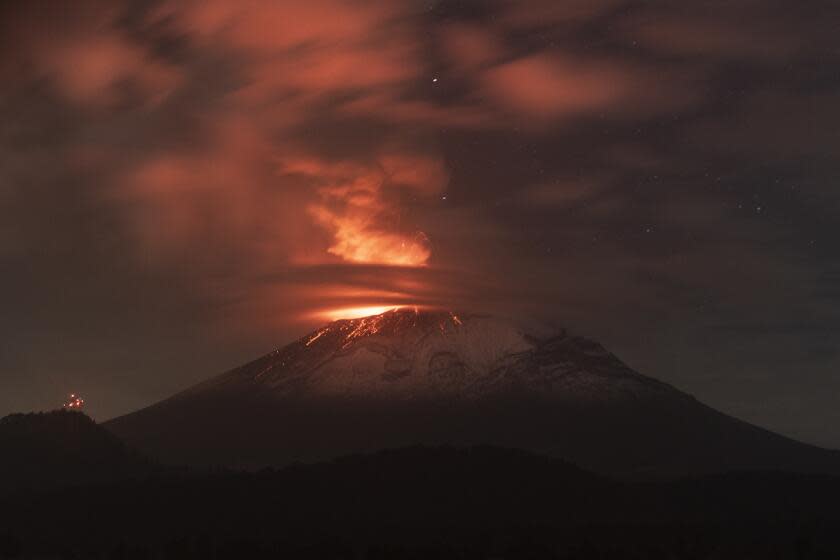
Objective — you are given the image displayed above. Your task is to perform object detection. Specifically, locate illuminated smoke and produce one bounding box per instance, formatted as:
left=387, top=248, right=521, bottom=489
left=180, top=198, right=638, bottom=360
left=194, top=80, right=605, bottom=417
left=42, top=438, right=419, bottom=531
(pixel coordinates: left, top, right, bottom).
left=280, top=153, right=447, bottom=266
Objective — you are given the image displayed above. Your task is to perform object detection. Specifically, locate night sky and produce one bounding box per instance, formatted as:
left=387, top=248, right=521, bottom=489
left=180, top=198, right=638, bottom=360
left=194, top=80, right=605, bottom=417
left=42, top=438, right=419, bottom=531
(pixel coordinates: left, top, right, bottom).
left=2, top=0, right=840, bottom=448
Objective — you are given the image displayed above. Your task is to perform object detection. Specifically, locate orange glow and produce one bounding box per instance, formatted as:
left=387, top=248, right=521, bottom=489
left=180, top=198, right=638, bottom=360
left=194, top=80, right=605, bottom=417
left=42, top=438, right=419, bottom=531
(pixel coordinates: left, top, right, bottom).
left=305, top=329, right=328, bottom=346
left=284, top=272, right=442, bottom=330
left=314, top=214, right=431, bottom=266
left=63, top=394, right=85, bottom=410
left=297, top=306, right=465, bottom=352
left=280, top=152, right=445, bottom=267
left=320, top=305, right=401, bottom=321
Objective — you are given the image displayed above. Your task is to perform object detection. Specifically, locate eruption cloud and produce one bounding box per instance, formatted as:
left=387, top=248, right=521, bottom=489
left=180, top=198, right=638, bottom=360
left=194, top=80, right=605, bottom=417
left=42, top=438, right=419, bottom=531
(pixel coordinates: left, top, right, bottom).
left=280, top=153, right=447, bottom=266
left=0, top=0, right=706, bottom=337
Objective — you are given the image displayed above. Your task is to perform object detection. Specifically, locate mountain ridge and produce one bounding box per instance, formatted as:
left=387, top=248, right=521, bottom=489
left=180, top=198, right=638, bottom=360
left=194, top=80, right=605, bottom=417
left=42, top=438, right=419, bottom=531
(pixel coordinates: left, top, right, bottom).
left=105, top=308, right=840, bottom=477
left=177, top=308, right=685, bottom=403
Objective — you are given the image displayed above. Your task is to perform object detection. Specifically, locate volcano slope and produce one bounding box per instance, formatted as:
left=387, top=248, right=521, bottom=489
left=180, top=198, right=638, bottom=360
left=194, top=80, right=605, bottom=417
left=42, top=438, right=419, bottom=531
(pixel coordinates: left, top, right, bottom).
left=105, top=309, right=840, bottom=476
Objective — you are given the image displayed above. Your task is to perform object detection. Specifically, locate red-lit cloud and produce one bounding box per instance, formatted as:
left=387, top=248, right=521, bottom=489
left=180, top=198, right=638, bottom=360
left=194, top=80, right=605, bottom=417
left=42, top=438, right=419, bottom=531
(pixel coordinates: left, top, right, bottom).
left=37, top=34, right=180, bottom=107
left=0, top=0, right=707, bottom=328
left=280, top=152, right=447, bottom=266
left=1, top=0, right=819, bottom=337
left=482, top=54, right=632, bottom=118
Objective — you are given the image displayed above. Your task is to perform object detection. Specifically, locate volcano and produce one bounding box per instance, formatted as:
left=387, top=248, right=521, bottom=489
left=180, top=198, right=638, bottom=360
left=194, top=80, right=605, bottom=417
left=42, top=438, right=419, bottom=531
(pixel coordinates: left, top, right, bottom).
left=105, top=308, right=840, bottom=476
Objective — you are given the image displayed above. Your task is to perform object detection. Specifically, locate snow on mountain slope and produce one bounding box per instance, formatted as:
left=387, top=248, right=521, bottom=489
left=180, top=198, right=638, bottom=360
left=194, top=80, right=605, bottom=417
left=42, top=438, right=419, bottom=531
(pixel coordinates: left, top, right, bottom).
left=105, top=308, right=840, bottom=476
left=187, top=308, right=680, bottom=403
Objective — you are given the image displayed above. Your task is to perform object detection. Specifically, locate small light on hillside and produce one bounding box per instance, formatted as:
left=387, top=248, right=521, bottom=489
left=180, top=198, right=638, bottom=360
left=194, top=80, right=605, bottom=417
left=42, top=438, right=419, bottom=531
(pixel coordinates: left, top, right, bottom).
left=63, top=394, right=85, bottom=411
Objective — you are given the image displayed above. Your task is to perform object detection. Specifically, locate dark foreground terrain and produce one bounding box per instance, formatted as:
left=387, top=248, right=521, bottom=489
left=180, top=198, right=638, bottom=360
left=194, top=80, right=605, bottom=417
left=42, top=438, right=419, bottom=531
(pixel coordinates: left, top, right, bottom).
left=0, top=410, right=154, bottom=495
left=2, top=414, right=840, bottom=559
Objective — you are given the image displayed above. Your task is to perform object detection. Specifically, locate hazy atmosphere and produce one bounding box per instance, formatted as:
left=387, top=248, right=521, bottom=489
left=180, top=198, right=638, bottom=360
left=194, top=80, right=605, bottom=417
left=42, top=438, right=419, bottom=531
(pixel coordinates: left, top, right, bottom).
left=2, top=0, right=840, bottom=448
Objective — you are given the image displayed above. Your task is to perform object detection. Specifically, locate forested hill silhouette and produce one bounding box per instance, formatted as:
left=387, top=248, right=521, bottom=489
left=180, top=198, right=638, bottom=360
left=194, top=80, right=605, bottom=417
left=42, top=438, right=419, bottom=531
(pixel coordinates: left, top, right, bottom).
left=2, top=445, right=840, bottom=558
left=0, top=410, right=154, bottom=494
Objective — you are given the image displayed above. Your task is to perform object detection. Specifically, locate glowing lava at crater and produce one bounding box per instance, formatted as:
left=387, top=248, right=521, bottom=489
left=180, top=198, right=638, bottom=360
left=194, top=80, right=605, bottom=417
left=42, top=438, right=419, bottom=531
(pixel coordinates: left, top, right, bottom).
left=301, top=307, right=465, bottom=350
left=318, top=305, right=403, bottom=321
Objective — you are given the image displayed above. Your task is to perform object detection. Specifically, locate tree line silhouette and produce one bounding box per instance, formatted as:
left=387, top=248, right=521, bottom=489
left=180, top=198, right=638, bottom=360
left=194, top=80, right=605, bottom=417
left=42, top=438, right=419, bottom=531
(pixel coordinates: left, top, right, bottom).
left=0, top=411, right=838, bottom=558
